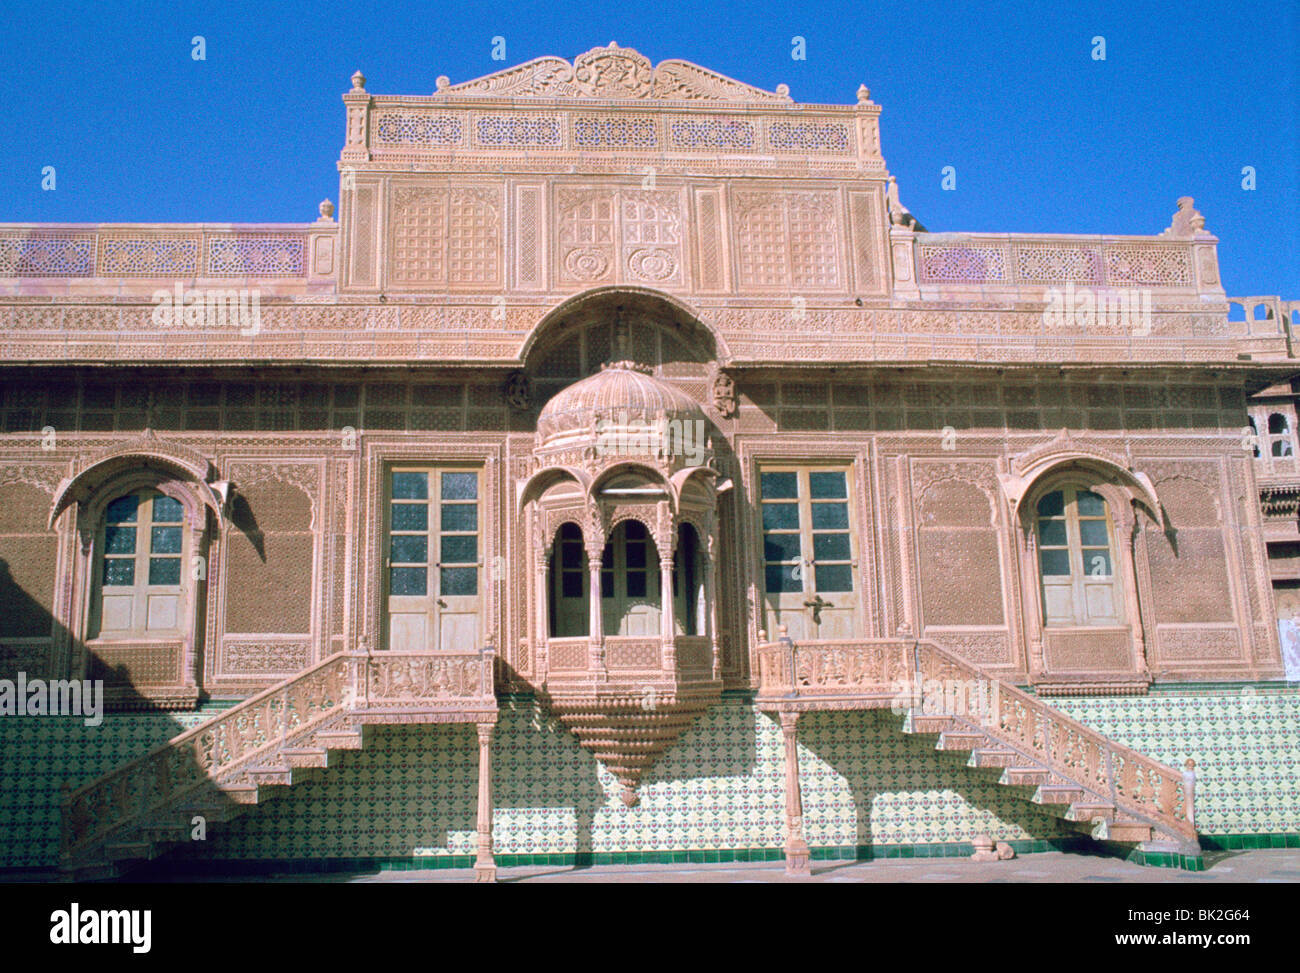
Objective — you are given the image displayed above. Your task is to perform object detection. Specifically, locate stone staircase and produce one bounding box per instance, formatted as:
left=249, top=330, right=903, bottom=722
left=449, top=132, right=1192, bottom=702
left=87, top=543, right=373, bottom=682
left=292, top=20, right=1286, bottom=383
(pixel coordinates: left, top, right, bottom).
left=757, top=635, right=1199, bottom=862
left=60, top=648, right=497, bottom=880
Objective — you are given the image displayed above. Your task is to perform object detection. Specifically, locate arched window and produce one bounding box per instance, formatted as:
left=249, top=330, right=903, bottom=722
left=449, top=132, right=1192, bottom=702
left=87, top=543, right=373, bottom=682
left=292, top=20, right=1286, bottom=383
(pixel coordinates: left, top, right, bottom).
left=549, top=522, right=588, bottom=638
left=92, top=489, right=188, bottom=637
left=600, top=520, right=660, bottom=637
left=1270, top=412, right=1295, bottom=457
left=1035, top=487, right=1124, bottom=627
left=672, top=522, right=704, bottom=637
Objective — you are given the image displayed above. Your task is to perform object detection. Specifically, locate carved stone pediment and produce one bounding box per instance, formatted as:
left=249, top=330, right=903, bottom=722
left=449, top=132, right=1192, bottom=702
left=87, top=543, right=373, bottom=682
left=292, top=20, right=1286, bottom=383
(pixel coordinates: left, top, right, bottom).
left=49, top=429, right=226, bottom=528
left=434, top=42, right=793, bottom=104
left=999, top=429, right=1161, bottom=518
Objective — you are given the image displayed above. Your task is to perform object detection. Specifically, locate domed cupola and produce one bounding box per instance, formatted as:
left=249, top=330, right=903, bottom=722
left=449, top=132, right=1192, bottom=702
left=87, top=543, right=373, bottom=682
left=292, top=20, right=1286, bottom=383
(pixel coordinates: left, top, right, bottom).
left=534, top=361, right=712, bottom=474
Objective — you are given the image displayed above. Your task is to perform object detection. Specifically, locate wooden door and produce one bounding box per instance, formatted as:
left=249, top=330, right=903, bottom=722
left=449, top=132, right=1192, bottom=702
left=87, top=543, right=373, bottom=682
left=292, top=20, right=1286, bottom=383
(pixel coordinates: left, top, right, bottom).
left=550, top=522, right=589, bottom=637
left=386, top=468, right=482, bottom=651
left=760, top=468, right=860, bottom=640
left=1035, top=487, right=1123, bottom=627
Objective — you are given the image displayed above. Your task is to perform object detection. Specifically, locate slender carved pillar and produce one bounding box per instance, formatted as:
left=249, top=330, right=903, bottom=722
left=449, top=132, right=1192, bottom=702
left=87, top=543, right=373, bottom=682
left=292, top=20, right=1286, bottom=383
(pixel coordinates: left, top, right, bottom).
left=1018, top=517, right=1046, bottom=678
left=587, top=553, right=605, bottom=675
left=660, top=554, right=676, bottom=669
left=534, top=547, right=549, bottom=678
left=474, top=721, right=497, bottom=883
left=70, top=524, right=96, bottom=682
left=705, top=535, right=721, bottom=680
left=779, top=711, right=811, bottom=876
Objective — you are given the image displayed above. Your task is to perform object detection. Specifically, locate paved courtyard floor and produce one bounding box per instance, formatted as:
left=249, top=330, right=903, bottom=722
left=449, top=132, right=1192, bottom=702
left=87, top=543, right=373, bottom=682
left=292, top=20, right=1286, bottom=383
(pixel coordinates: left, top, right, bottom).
left=191, top=848, right=1299, bottom=883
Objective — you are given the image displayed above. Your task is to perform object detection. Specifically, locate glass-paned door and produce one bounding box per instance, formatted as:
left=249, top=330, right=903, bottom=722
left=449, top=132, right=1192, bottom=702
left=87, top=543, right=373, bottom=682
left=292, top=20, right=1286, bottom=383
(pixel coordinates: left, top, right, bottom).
left=760, top=468, right=860, bottom=639
left=386, top=468, right=482, bottom=651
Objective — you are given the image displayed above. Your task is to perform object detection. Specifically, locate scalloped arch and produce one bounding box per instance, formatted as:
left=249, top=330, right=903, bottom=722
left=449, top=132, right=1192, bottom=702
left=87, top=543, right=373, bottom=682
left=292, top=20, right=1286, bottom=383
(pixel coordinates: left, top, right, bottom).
left=50, top=433, right=224, bottom=529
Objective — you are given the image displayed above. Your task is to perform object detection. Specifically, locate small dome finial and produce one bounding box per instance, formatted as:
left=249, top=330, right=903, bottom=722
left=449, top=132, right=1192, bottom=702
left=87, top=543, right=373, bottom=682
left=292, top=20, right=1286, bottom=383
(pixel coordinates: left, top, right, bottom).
left=351, top=70, right=366, bottom=91
left=318, top=199, right=336, bottom=222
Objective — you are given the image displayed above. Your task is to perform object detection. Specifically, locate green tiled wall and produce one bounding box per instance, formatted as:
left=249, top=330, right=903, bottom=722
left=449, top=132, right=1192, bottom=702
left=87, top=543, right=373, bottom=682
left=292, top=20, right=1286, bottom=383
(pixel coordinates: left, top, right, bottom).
left=1, top=689, right=1296, bottom=872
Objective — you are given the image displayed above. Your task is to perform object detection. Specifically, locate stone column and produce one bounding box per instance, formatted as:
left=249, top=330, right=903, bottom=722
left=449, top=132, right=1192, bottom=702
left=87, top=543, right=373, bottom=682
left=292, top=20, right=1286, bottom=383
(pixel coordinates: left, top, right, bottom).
left=779, top=711, right=811, bottom=876
left=704, top=544, right=721, bottom=680
left=1117, top=504, right=1149, bottom=677
left=587, top=553, right=605, bottom=676
left=534, top=549, right=549, bottom=677
left=474, top=721, right=497, bottom=883
left=660, top=554, right=676, bottom=669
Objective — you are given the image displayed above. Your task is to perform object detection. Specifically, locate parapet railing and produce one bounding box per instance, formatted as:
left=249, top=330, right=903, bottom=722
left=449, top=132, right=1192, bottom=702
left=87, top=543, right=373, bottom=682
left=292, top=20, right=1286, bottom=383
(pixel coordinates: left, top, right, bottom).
left=0, top=223, right=332, bottom=279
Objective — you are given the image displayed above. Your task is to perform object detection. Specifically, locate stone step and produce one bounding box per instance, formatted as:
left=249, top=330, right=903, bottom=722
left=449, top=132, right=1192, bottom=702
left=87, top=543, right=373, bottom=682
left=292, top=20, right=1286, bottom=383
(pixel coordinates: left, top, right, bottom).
left=902, top=712, right=954, bottom=735
left=999, top=766, right=1051, bottom=787
left=1097, top=820, right=1154, bottom=844
left=967, top=747, right=1020, bottom=769
left=140, top=819, right=192, bottom=843
left=1066, top=802, right=1117, bottom=824
left=1033, top=784, right=1086, bottom=806
left=246, top=765, right=293, bottom=787
left=936, top=731, right=987, bottom=752
left=315, top=728, right=365, bottom=751
left=103, top=841, right=154, bottom=862
left=281, top=746, right=331, bottom=769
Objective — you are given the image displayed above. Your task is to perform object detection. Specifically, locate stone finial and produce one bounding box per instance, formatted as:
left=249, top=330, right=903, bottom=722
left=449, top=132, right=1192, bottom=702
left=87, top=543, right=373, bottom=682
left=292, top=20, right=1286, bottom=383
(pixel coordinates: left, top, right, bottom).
left=776, top=83, right=791, bottom=100
left=857, top=84, right=872, bottom=104
left=436, top=75, right=449, bottom=91
left=1162, top=196, right=1207, bottom=237
left=317, top=198, right=335, bottom=222
left=351, top=70, right=366, bottom=91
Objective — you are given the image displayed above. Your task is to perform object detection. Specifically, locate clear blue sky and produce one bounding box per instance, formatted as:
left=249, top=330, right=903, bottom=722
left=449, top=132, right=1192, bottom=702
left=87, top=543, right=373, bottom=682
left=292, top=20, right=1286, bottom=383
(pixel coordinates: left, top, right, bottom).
left=3, top=0, right=1295, bottom=295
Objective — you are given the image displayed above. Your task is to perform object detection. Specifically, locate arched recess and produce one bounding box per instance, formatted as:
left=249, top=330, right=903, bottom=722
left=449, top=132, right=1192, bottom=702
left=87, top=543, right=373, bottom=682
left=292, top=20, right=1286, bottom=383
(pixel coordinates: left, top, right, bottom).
left=1008, top=456, right=1157, bottom=694
left=59, top=459, right=221, bottom=711
left=518, top=286, right=730, bottom=370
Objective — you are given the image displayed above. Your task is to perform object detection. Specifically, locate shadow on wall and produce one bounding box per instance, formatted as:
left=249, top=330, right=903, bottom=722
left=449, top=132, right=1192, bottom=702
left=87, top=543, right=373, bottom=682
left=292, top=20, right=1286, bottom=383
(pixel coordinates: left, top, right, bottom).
left=0, top=557, right=231, bottom=874
left=147, top=694, right=765, bottom=873
left=797, top=709, right=1074, bottom=851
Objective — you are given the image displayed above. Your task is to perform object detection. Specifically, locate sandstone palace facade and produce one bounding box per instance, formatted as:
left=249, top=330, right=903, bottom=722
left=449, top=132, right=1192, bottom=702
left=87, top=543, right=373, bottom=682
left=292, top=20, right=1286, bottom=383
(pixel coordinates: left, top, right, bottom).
left=2, top=45, right=1297, bottom=879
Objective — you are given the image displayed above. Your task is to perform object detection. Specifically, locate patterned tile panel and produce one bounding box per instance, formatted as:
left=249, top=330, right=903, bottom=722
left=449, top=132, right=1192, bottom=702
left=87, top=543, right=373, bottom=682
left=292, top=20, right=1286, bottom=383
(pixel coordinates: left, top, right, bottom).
left=1, top=692, right=1295, bottom=870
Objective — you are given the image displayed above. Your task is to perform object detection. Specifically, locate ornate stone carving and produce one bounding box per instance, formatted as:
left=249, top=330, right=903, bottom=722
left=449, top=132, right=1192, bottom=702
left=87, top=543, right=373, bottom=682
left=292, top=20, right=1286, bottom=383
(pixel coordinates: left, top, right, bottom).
left=436, top=43, right=791, bottom=104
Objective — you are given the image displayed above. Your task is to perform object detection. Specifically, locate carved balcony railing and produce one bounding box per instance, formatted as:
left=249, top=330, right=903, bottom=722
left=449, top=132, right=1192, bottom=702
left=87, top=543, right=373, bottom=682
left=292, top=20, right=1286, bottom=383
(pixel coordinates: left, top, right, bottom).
left=914, top=232, right=1217, bottom=293
left=351, top=648, right=497, bottom=724
left=60, top=646, right=496, bottom=861
left=755, top=634, right=1196, bottom=845
left=756, top=637, right=912, bottom=709
left=1227, top=295, right=1300, bottom=342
